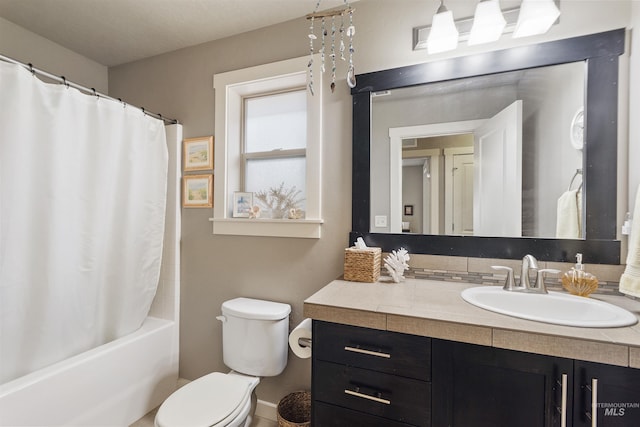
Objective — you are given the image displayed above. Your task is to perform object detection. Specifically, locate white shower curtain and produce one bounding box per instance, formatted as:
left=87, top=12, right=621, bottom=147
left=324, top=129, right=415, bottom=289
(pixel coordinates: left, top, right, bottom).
left=0, top=62, right=168, bottom=383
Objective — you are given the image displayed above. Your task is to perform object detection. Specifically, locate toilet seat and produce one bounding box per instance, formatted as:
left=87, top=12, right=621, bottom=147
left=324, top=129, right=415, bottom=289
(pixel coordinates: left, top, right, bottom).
left=155, top=372, right=252, bottom=427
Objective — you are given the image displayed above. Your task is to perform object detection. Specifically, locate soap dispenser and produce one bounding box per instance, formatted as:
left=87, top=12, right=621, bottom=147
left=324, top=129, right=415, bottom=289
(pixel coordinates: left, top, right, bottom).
left=561, top=253, right=598, bottom=297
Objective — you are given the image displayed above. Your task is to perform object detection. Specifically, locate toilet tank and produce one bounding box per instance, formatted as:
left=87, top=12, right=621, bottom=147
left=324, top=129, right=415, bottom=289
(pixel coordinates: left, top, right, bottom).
left=220, top=298, right=291, bottom=377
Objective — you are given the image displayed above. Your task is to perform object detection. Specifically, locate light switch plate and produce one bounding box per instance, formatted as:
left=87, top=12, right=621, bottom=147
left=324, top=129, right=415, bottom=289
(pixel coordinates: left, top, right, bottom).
left=374, top=215, right=387, bottom=227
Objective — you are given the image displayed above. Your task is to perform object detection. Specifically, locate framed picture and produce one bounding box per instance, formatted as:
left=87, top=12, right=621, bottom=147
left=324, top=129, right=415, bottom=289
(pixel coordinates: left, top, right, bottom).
left=183, top=136, right=214, bottom=171
left=404, top=205, right=414, bottom=216
left=183, top=174, right=213, bottom=208
left=233, top=192, right=253, bottom=218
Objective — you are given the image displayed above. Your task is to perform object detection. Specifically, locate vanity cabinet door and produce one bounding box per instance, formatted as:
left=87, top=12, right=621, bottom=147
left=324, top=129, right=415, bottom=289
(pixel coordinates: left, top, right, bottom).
left=573, top=360, right=640, bottom=426
left=432, top=340, right=573, bottom=427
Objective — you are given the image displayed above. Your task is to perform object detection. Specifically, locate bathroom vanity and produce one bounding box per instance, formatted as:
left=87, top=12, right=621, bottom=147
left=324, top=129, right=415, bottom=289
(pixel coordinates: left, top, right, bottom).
left=304, top=279, right=640, bottom=427
left=323, top=25, right=636, bottom=427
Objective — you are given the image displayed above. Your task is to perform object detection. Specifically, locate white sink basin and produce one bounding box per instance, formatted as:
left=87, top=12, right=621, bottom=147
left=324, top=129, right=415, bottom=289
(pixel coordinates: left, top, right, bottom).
left=461, top=286, right=638, bottom=328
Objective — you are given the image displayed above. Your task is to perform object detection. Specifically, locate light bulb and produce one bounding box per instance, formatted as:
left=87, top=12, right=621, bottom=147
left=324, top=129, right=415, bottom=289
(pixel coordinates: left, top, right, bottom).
left=468, top=0, right=506, bottom=46
left=513, top=0, right=560, bottom=39
left=427, top=2, right=459, bottom=54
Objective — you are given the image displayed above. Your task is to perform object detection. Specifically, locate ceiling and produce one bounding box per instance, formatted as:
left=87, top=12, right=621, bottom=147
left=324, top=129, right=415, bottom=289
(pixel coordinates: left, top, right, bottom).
left=0, top=0, right=356, bottom=67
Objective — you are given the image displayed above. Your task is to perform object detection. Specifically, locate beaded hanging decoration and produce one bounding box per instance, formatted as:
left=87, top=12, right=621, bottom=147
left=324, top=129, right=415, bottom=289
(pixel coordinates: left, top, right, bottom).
left=306, top=0, right=355, bottom=95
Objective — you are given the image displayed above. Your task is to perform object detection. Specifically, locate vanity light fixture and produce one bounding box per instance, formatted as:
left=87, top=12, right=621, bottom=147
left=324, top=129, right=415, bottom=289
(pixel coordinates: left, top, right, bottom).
left=413, top=1, right=561, bottom=52
left=513, top=0, right=560, bottom=38
left=468, top=0, right=507, bottom=45
left=426, top=1, right=459, bottom=54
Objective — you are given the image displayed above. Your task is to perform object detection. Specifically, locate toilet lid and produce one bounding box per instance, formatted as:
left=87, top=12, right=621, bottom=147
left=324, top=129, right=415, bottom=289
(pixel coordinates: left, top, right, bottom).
left=155, top=372, right=251, bottom=427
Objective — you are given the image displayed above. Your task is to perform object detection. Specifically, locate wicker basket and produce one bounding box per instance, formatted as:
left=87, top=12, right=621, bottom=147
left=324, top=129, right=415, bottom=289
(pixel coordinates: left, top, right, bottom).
left=277, top=391, right=311, bottom=427
left=343, top=247, right=382, bottom=283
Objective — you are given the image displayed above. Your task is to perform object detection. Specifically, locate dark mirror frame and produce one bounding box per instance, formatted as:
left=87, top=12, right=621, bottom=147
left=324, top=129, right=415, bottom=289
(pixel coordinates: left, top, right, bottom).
left=350, top=29, right=624, bottom=264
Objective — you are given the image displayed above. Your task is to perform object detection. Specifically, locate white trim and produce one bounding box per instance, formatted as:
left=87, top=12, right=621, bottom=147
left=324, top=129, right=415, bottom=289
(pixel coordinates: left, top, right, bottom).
left=255, top=399, right=278, bottom=422
left=402, top=148, right=440, bottom=159
left=209, top=218, right=323, bottom=239
left=212, top=56, right=323, bottom=238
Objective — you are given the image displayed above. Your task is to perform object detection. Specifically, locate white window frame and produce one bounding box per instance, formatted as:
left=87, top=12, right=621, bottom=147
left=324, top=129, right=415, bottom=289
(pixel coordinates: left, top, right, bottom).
left=211, top=56, right=323, bottom=238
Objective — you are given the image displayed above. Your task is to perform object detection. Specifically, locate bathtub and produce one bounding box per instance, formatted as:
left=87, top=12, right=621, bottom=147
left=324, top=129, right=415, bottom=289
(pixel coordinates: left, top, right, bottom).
left=0, top=316, right=178, bottom=426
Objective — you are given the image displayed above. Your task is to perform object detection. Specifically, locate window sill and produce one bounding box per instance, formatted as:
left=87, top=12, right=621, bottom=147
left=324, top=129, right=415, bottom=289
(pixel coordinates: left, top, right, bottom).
left=209, top=218, right=323, bottom=239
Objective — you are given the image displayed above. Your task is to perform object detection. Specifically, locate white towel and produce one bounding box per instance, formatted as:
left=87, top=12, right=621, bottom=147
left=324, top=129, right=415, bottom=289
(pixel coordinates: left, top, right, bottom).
left=620, top=185, right=640, bottom=298
left=556, top=189, right=581, bottom=239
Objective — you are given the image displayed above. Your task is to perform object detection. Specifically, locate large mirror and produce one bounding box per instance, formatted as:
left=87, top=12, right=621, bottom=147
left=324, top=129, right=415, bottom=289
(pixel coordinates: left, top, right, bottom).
left=371, top=62, right=584, bottom=238
left=350, top=29, right=624, bottom=264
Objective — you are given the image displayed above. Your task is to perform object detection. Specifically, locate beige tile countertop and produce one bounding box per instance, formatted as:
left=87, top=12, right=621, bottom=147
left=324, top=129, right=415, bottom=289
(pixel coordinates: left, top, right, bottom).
left=303, top=278, right=640, bottom=368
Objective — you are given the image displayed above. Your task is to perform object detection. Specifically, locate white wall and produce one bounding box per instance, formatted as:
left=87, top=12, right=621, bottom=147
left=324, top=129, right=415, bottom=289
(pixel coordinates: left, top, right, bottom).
left=0, top=16, right=108, bottom=92
left=629, top=3, right=640, bottom=212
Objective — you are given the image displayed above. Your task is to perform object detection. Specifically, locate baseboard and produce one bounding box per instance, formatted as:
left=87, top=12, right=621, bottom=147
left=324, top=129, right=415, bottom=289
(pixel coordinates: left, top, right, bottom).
left=256, top=399, right=278, bottom=422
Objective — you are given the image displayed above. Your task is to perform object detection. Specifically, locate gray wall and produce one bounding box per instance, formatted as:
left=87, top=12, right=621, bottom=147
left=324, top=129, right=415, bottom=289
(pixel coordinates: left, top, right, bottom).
left=0, top=16, right=108, bottom=92
left=402, top=165, right=424, bottom=234
left=518, top=63, right=584, bottom=237
left=108, top=18, right=352, bottom=403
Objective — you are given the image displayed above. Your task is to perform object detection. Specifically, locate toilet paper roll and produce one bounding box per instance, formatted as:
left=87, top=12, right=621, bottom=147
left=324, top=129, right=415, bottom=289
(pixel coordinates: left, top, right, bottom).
left=289, top=318, right=312, bottom=359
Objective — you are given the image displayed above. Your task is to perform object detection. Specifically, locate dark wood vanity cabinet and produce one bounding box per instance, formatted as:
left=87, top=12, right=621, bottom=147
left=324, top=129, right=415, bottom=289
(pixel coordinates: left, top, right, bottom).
left=431, top=342, right=640, bottom=427
left=311, top=321, right=432, bottom=426
left=573, top=360, right=640, bottom=426
left=432, top=340, right=574, bottom=427
left=311, top=321, right=640, bottom=427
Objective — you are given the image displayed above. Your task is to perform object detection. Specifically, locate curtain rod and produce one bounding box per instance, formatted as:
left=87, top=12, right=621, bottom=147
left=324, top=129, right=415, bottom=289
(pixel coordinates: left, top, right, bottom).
left=0, top=53, right=179, bottom=125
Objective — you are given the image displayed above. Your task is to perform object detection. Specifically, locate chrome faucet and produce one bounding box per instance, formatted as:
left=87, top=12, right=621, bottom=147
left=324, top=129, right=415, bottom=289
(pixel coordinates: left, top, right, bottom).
left=520, top=254, right=539, bottom=290
left=492, top=255, right=559, bottom=294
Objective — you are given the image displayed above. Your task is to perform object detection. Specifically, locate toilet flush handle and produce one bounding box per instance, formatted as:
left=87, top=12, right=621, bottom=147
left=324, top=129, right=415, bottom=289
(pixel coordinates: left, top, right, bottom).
left=216, top=315, right=226, bottom=323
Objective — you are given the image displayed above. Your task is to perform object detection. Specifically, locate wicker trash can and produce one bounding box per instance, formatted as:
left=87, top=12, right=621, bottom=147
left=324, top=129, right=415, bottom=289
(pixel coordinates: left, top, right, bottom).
left=277, top=391, right=311, bottom=427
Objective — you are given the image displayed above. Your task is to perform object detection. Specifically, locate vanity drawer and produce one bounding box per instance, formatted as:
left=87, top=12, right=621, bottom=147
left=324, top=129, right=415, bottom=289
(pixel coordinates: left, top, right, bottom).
left=313, top=360, right=431, bottom=426
left=313, top=321, right=431, bottom=381
left=313, top=401, right=418, bottom=427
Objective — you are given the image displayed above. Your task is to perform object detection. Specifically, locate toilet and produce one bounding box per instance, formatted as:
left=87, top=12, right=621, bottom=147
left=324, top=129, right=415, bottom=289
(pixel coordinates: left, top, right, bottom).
left=155, top=297, right=291, bottom=427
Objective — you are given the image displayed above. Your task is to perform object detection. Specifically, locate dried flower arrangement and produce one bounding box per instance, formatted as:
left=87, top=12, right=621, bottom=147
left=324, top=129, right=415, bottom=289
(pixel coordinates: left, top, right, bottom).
left=255, top=183, right=304, bottom=219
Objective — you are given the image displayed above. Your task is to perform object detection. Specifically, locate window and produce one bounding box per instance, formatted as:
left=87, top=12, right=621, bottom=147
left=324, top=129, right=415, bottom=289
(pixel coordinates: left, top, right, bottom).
left=243, top=90, right=307, bottom=216
left=212, top=56, right=323, bottom=238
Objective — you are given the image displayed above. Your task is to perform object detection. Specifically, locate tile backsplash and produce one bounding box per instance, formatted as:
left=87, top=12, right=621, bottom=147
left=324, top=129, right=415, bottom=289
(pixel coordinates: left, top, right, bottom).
left=393, top=254, right=626, bottom=295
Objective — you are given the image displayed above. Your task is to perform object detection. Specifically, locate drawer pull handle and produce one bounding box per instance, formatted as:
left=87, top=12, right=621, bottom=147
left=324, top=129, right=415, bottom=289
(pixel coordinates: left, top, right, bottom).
left=344, top=346, right=391, bottom=359
left=344, top=389, right=391, bottom=405
left=560, top=373, right=567, bottom=427
left=591, top=378, right=598, bottom=427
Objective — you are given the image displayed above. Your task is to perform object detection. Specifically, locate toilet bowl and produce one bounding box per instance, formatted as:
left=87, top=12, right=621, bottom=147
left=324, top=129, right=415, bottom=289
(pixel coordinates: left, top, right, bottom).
left=154, top=298, right=291, bottom=427
left=155, top=372, right=259, bottom=427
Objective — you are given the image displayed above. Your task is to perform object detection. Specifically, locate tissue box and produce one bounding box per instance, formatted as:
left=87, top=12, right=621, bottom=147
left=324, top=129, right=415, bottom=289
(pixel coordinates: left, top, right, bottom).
left=344, top=247, right=382, bottom=283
